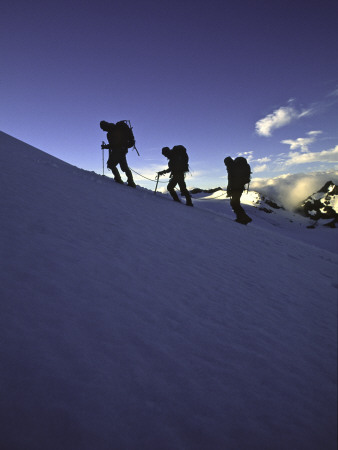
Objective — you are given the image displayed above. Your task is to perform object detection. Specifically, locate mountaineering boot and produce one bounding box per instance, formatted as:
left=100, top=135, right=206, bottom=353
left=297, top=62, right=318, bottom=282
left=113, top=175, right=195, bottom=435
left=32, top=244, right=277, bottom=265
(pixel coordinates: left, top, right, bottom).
left=125, top=167, right=136, bottom=188
left=127, top=178, right=136, bottom=188
left=169, top=190, right=181, bottom=202
left=185, top=196, right=193, bottom=207
left=111, top=167, right=124, bottom=185
left=235, top=212, right=252, bottom=224
left=114, top=177, right=124, bottom=185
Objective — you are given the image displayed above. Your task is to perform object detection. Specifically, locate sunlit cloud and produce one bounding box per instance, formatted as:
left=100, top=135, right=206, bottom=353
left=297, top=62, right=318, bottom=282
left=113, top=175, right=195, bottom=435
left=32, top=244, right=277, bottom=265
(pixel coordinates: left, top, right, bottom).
left=255, top=156, right=271, bottom=163
left=253, top=164, right=268, bottom=173
left=281, top=130, right=322, bottom=152
left=251, top=170, right=338, bottom=209
left=308, top=130, right=323, bottom=136
left=285, top=145, right=338, bottom=166
left=255, top=105, right=312, bottom=137
left=255, top=89, right=338, bottom=138
left=237, top=151, right=254, bottom=162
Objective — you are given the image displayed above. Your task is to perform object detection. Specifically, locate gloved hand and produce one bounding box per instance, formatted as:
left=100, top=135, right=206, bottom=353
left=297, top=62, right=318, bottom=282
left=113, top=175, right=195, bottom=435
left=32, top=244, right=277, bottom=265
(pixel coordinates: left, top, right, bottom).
left=157, top=170, right=165, bottom=176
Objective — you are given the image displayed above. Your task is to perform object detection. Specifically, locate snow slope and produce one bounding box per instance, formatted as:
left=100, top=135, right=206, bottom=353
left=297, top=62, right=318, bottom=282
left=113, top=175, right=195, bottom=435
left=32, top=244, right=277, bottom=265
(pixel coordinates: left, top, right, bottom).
left=1, top=131, right=337, bottom=450
left=191, top=189, right=337, bottom=252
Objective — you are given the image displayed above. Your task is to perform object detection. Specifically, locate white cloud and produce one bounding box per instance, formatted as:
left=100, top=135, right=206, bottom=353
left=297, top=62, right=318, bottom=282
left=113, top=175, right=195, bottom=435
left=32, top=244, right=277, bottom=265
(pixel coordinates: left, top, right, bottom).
left=253, top=164, right=268, bottom=173
left=256, top=89, right=337, bottom=138
left=285, top=145, right=338, bottom=166
left=255, top=105, right=311, bottom=137
left=251, top=170, right=338, bottom=209
left=255, top=106, right=296, bottom=137
left=237, top=151, right=254, bottom=162
left=255, top=157, right=271, bottom=163
left=281, top=130, right=322, bottom=152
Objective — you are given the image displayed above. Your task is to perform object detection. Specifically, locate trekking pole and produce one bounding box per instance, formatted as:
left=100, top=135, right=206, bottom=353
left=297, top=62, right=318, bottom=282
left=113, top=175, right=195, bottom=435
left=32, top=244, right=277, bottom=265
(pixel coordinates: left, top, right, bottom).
left=154, top=173, right=160, bottom=194
left=101, top=141, right=105, bottom=176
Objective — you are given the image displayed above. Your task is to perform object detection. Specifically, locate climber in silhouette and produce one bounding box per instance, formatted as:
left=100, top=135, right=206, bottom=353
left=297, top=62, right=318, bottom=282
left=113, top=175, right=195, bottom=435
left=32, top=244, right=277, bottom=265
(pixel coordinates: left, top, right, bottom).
left=158, top=146, right=193, bottom=206
left=224, top=156, right=252, bottom=224
left=100, top=120, right=136, bottom=187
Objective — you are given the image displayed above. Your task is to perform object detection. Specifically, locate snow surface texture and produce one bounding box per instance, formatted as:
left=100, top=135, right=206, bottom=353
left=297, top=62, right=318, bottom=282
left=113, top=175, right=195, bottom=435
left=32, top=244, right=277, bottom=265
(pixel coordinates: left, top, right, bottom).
left=1, top=131, right=337, bottom=450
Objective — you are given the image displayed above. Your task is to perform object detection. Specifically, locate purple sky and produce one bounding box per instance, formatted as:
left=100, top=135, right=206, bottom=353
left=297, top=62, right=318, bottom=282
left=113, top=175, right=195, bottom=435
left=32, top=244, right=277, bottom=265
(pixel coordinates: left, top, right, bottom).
left=1, top=0, right=338, bottom=188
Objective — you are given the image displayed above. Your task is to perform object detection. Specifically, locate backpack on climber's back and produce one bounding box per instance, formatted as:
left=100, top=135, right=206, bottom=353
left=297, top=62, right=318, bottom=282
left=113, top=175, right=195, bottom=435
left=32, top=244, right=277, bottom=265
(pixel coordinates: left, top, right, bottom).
left=115, top=121, right=135, bottom=149
left=100, top=120, right=135, bottom=151
left=228, top=157, right=251, bottom=189
left=169, top=145, right=189, bottom=173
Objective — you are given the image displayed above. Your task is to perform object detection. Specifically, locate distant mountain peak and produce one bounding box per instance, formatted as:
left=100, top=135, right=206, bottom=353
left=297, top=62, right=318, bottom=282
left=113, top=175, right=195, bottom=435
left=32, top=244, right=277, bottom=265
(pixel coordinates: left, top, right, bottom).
left=189, top=187, right=223, bottom=195
left=318, top=180, right=338, bottom=194
left=298, top=181, right=338, bottom=223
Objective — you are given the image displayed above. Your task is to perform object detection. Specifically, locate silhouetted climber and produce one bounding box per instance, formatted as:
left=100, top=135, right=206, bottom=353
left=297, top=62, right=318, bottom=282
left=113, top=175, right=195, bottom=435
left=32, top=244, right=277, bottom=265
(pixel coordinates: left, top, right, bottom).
left=224, top=156, right=252, bottom=224
left=100, top=120, right=136, bottom=187
left=158, top=146, right=193, bottom=206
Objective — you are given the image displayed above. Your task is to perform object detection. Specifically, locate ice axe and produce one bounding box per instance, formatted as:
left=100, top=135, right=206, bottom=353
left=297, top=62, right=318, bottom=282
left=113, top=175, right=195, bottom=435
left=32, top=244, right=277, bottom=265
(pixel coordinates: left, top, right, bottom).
left=154, top=173, right=160, bottom=194
left=133, top=144, right=140, bottom=156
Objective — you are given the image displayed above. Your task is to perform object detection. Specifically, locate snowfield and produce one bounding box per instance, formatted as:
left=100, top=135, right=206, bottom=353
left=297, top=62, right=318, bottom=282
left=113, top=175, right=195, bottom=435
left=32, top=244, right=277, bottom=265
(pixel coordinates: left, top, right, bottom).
left=1, top=131, right=337, bottom=450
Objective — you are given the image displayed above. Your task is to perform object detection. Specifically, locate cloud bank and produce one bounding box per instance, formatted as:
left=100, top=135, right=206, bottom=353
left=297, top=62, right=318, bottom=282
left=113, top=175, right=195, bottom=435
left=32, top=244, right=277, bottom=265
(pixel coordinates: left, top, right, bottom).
left=285, top=145, right=338, bottom=166
left=251, top=171, right=338, bottom=210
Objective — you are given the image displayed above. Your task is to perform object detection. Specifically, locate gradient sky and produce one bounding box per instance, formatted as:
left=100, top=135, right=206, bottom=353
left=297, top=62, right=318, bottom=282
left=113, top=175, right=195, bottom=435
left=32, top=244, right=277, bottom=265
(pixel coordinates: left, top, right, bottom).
left=1, top=0, right=338, bottom=189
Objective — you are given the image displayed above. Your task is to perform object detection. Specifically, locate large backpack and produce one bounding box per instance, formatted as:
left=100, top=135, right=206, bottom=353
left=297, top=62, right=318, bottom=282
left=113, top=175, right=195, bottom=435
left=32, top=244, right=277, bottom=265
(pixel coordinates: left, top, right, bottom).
left=103, top=120, right=135, bottom=151
left=169, top=145, right=189, bottom=173
left=228, top=157, right=251, bottom=189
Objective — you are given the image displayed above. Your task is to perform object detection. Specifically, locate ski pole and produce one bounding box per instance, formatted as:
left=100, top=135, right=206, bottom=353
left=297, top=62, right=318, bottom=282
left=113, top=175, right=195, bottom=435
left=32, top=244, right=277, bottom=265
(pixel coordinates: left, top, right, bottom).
left=154, top=173, right=160, bottom=194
